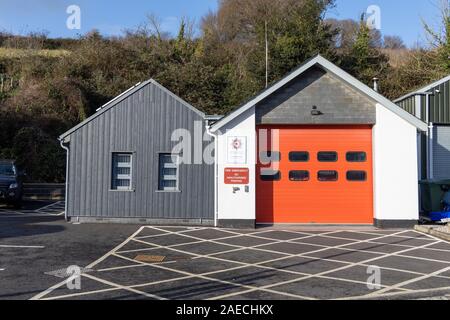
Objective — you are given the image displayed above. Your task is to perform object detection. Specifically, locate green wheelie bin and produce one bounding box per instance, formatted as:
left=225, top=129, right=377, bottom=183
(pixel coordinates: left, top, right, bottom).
left=419, top=179, right=450, bottom=213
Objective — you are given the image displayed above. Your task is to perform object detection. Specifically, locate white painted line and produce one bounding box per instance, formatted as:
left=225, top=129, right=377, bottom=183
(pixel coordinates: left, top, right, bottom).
left=86, top=226, right=146, bottom=269
left=30, top=226, right=146, bottom=300
left=113, top=252, right=315, bottom=300
left=0, top=214, right=57, bottom=218
left=42, top=287, right=121, bottom=301
left=41, top=273, right=166, bottom=301
left=210, top=230, right=434, bottom=300
left=30, top=279, right=70, bottom=301
left=83, top=273, right=166, bottom=300
left=0, top=211, right=25, bottom=215
left=36, top=201, right=64, bottom=212
left=32, top=226, right=450, bottom=301
left=0, top=245, right=45, bottom=249
left=119, top=246, right=400, bottom=298
left=349, top=286, right=450, bottom=300
left=97, top=264, right=148, bottom=272
left=345, top=229, right=434, bottom=241
left=133, top=227, right=441, bottom=273
left=129, top=228, right=410, bottom=299
left=396, top=253, right=450, bottom=265
left=94, top=225, right=450, bottom=300
left=35, top=201, right=66, bottom=216
left=357, top=265, right=450, bottom=299
left=0, top=268, right=5, bottom=271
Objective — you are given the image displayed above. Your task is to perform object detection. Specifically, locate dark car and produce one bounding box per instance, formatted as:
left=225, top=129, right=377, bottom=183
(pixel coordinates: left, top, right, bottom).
left=0, top=160, right=24, bottom=208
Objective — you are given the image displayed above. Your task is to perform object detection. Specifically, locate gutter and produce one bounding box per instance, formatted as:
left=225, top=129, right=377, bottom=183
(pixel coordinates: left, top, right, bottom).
left=59, top=138, right=70, bottom=222
left=394, top=91, right=434, bottom=103
left=205, top=122, right=219, bottom=228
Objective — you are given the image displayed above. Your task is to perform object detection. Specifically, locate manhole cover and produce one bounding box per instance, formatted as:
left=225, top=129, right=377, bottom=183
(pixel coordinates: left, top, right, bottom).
left=134, top=255, right=166, bottom=263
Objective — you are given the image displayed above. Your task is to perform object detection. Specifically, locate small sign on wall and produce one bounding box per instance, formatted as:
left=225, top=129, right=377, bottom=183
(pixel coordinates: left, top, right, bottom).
left=227, top=136, right=247, bottom=164
left=224, top=168, right=249, bottom=185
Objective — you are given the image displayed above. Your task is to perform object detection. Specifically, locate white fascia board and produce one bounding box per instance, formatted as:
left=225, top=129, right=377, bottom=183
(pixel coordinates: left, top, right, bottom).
left=210, top=55, right=427, bottom=133
left=59, top=80, right=152, bottom=141
left=317, top=57, right=428, bottom=132
left=395, top=74, right=450, bottom=102
left=149, top=79, right=206, bottom=118
left=59, top=79, right=206, bottom=141
left=210, top=57, right=320, bottom=133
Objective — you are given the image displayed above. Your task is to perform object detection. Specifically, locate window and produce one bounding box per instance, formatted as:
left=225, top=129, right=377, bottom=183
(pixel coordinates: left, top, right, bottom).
left=289, top=152, right=309, bottom=162
left=111, top=153, right=133, bottom=191
left=347, top=171, right=367, bottom=181
left=0, top=163, right=15, bottom=176
left=318, top=170, right=338, bottom=182
left=260, top=169, right=281, bottom=181
left=346, top=152, right=367, bottom=162
left=289, top=171, right=310, bottom=181
left=158, top=154, right=179, bottom=191
left=318, top=152, right=338, bottom=162
left=259, top=151, right=281, bottom=163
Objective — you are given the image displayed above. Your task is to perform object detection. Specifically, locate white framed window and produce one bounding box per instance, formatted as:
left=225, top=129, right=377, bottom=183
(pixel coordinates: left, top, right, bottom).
left=111, top=153, right=133, bottom=191
left=158, top=153, right=179, bottom=191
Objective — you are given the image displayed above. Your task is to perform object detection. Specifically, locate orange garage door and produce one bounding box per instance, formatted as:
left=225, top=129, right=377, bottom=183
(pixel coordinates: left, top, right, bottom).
left=256, top=125, right=373, bottom=224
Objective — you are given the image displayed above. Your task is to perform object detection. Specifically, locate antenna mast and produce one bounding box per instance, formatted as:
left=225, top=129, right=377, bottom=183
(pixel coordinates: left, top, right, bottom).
left=265, top=20, right=269, bottom=88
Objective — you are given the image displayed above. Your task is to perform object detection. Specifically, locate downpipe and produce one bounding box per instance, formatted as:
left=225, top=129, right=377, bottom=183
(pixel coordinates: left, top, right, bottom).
left=59, top=139, right=70, bottom=222
left=205, top=122, right=219, bottom=228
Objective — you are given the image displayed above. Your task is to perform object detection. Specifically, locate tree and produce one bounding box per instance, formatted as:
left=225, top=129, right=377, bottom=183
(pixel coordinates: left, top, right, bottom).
left=326, top=18, right=359, bottom=49
left=267, top=0, right=338, bottom=79
left=422, top=0, right=450, bottom=71
left=383, top=35, right=406, bottom=49
left=340, top=14, right=389, bottom=87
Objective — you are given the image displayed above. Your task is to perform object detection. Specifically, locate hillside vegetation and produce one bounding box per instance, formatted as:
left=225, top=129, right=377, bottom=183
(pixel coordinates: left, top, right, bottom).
left=0, top=0, right=449, bottom=182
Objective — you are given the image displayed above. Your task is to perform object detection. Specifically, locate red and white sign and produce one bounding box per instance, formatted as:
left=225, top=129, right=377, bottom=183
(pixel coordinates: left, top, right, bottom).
left=224, top=168, right=249, bottom=185
left=227, top=136, right=247, bottom=164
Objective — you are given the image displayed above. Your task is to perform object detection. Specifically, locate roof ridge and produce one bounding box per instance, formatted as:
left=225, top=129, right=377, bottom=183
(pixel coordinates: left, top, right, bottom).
left=210, top=55, right=427, bottom=132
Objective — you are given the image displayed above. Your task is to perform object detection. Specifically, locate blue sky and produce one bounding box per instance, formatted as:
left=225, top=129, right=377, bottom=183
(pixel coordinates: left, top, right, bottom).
left=329, top=0, right=440, bottom=47
left=0, top=0, right=441, bottom=47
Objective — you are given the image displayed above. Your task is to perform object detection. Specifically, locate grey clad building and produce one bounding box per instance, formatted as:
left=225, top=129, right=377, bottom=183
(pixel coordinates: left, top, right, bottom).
left=396, top=75, right=450, bottom=180
left=59, top=79, right=215, bottom=225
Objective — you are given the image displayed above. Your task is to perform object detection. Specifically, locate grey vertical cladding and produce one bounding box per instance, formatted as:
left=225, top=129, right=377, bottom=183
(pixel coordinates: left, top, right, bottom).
left=255, top=66, right=376, bottom=125
left=429, top=80, right=450, bottom=124
left=397, top=96, right=416, bottom=117
left=432, top=125, right=450, bottom=179
left=67, top=82, right=214, bottom=219
left=398, top=78, right=450, bottom=124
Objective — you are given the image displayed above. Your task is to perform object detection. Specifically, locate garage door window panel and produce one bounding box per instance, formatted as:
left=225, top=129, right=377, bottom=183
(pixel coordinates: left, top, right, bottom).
left=347, top=171, right=367, bottom=182
left=318, top=152, right=338, bottom=162
left=289, top=171, right=310, bottom=181
left=289, top=151, right=309, bottom=162
left=346, top=152, right=367, bottom=162
left=318, top=170, right=338, bottom=182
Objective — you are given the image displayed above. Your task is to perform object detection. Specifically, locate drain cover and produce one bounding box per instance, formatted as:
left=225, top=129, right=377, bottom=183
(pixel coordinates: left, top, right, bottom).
left=134, top=255, right=166, bottom=263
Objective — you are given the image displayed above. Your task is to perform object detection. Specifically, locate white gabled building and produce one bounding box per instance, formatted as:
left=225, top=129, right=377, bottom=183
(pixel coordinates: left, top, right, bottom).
left=209, top=55, right=427, bottom=229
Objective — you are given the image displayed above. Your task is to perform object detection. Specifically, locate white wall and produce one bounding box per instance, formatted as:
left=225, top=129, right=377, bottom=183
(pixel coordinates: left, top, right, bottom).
left=373, top=103, right=419, bottom=221
left=216, top=107, right=256, bottom=221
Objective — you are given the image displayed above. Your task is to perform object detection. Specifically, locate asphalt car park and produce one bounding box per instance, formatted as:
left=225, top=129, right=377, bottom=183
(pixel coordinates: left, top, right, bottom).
left=1, top=201, right=450, bottom=300
left=0, top=201, right=139, bottom=300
